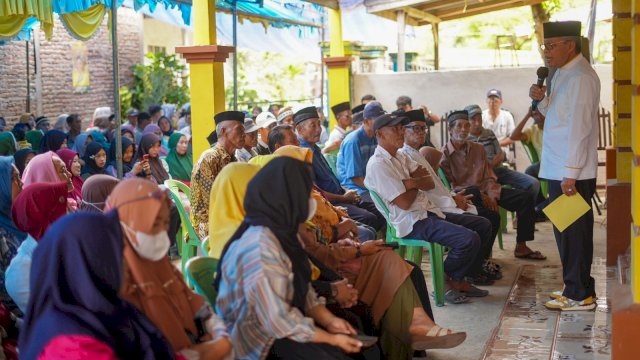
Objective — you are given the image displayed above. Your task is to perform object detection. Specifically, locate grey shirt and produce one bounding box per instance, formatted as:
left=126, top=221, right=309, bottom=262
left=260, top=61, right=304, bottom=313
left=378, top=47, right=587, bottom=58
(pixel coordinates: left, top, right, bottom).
left=468, top=128, right=501, bottom=162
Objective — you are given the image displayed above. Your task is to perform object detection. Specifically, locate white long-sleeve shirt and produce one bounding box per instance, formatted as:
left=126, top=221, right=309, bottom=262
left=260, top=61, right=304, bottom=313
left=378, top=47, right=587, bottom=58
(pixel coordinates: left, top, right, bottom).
left=537, top=54, right=600, bottom=181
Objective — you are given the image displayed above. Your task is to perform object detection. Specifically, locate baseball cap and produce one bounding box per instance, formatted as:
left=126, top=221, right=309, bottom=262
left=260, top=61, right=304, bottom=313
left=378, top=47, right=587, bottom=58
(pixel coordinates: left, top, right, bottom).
left=255, top=112, right=278, bottom=129
left=244, top=119, right=260, bottom=133
left=373, top=114, right=409, bottom=132
left=486, top=89, right=502, bottom=99
left=126, top=108, right=139, bottom=117
left=364, top=101, right=385, bottom=120
left=464, top=104, right=482, bottom=118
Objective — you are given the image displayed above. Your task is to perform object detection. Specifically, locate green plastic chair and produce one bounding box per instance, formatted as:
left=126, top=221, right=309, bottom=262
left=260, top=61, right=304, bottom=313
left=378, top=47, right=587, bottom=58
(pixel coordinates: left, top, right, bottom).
left=437, top=168, right=504, bottom=250
left=368, top=189, right=446, bottom=307
left=521, top=141, right=548, bottom=198
left=164, top=180, right=201, bottom=274
left=185, top=256, right=219, bottom=308
left=323, top=153, right=338, bottom=177
left=201, top=237, right=209, bottom=256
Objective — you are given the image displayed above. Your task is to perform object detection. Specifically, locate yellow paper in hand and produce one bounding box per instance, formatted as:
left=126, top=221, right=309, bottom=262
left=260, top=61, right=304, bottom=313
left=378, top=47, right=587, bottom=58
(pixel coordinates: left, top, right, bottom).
left=542, top=194, right=591, bottom=232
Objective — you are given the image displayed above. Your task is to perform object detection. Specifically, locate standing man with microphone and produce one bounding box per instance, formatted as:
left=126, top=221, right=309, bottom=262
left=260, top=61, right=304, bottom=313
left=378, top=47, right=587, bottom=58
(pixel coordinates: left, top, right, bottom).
left=529, top=21, right=601, bottom=311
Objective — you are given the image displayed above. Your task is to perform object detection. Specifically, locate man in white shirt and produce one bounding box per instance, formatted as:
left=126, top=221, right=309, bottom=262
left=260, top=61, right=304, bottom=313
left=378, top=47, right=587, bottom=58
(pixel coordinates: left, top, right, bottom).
left=482, top=89, right=515, bottom=159
left=530, top=21, right=600, bottom=311
left=399, top=109, right=501, bottom=284
left=365, top=113, right=490, bottom=302
left=254, top=112, right=278, bottom=155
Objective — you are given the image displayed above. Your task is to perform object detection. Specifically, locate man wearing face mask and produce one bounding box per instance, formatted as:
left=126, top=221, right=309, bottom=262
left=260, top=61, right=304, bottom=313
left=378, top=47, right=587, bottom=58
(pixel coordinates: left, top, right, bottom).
left=440, top=111, right=545, bottom=261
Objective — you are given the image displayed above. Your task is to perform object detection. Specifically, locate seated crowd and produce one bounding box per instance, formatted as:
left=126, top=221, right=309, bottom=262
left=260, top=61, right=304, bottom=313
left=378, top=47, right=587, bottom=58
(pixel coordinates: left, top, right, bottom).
left=0, top=92, right=549, bottom=359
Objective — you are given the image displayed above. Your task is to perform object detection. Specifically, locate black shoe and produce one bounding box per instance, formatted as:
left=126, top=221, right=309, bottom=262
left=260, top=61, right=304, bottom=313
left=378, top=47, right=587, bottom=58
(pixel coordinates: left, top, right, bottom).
left=482, top=260, right=503, bottom=280
left=467, top=274, right=495, bottom=286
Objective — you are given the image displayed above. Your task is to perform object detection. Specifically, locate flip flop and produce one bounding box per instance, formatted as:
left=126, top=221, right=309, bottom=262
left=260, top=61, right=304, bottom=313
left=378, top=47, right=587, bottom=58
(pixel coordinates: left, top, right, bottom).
left=515, top=250, right=547, bottom=260
left=411, top=325, right=467, bottom=350
left=460, top=284, right=489, bottom=297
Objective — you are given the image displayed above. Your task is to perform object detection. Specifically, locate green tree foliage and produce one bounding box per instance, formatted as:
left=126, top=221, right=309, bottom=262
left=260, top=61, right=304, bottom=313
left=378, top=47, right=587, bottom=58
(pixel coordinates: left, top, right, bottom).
left=119, top=52, right=190, bottom=118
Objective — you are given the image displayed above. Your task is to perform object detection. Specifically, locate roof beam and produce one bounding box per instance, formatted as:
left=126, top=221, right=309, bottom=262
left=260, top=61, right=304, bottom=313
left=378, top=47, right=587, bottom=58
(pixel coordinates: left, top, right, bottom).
left=303, top=0, right=339, bottom=10
left=365, top=0, right=430, bottom=14
left=438, top=0, right=543, bottom=21
left=404, top=6, right=441, bottom=24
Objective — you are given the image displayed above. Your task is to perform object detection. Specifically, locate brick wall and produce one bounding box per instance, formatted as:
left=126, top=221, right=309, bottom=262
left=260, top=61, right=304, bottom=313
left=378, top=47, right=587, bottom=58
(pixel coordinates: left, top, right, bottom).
left=0, top=7, right=143, bottom=129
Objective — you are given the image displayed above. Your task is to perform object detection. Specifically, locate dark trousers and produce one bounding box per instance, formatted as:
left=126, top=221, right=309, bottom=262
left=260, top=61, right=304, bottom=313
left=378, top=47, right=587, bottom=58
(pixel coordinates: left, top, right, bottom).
left=268, top=338, right=351, bottom=360
left=443, top=212, right=493, bottom=275
left=494, top=166, right=540, bottom=204
left=547, top=178, right=596, bottom=301
left=338, top=192, right=386, bottom=232
left=459, top=186, right=501, bottom=252
left=525, top=162, right=547, bottom=206
left=497, top=187, right=536, bottom=243
left=403, top=215, right=480, bottom=281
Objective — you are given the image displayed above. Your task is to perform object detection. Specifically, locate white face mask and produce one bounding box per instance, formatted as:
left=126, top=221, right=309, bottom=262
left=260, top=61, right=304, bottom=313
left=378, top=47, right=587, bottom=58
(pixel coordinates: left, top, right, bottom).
left=306, top=198, right=317, bottom=222
left=121, top=222, right=170, bottom=261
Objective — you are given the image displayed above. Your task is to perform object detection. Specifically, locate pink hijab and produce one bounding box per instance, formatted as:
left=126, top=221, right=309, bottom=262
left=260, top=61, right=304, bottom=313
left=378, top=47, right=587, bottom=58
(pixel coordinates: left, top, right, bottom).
left=21, top=151, right=61, bottom=187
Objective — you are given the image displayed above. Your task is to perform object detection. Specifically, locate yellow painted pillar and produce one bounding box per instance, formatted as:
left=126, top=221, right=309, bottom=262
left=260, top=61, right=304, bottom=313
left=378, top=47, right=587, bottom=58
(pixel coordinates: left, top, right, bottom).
left=323, top=7, right=351, bottom=131
left=631, top=0, right=640, bottom=303
left=176, top=0, right=234, bottom=163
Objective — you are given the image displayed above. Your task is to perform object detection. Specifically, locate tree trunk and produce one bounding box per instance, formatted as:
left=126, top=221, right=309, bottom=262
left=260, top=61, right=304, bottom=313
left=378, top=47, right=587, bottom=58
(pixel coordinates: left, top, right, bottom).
left=530, top=3, right=550, bottom=61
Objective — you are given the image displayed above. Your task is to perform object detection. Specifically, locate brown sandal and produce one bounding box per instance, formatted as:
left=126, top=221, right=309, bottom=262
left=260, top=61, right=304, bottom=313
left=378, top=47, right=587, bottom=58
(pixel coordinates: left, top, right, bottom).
left=411, top=325, right=467, bottom=350
left=515, top=250, right=547, bottom=260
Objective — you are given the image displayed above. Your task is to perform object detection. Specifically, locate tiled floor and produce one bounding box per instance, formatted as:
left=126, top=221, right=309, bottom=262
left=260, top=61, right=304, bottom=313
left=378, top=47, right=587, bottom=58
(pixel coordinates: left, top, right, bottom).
left=481, top=259, right=612, bottom=360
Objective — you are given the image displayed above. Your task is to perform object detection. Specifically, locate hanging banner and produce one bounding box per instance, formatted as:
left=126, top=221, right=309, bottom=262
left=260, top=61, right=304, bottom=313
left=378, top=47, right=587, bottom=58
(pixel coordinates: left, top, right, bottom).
left=71, top=41, right=90, bottom=92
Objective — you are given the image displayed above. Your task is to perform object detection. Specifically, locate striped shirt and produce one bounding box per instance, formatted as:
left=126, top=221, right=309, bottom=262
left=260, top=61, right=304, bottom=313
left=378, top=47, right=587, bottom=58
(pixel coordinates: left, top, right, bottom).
left=216, top=226, right=324, bottom=360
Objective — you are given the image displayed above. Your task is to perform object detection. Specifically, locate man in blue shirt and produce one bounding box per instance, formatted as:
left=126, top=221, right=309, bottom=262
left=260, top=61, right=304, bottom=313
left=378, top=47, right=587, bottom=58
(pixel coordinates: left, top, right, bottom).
left=337, top=102, right=381, bottom=203
left=295, top=106, right=385, bottom=231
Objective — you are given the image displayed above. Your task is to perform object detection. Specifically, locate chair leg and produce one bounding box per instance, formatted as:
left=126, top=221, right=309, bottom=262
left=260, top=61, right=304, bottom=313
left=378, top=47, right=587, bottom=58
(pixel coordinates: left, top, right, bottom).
left=427, top=243, right=446, bottom=307
left=499, top=207, right=508, bottom=234
left=592, top=195, right=602, bottom=216
left=497, top=229, right=504, bottom=250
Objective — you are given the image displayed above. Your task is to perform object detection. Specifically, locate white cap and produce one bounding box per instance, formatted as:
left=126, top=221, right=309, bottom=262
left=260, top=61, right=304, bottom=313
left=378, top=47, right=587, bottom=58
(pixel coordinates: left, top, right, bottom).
left=255, top=112, right=277, bottom=129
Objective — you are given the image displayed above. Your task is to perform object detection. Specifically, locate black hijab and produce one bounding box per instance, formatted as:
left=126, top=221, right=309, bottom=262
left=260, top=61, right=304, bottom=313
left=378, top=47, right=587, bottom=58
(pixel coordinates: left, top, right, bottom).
left=215, top=157, right=313, bottom=311
left=81, top=141, right=108, bottom=178
left=39, top=130, right=67, bottom=153
left=108, top=136, right=135, bottom=174
left=13, top=148, right=37, bottom=175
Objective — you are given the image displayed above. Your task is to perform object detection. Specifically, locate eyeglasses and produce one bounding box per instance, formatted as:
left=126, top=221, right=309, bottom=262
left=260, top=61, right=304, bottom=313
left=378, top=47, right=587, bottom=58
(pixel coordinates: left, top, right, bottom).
left=539, top=40, right=567, bottom=51
left=404, top=125, right=427, bottom=132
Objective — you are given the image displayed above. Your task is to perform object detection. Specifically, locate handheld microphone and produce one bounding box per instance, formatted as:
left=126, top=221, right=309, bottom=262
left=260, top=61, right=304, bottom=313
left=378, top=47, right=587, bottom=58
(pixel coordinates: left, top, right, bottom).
left=531, top=66, right=549, bottom=111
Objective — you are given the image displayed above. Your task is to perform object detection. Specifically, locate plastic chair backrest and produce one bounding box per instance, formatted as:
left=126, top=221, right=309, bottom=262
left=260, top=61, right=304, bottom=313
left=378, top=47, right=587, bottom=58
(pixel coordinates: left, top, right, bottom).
left=323, top=153, right=338, bottom=176
left=437, top=168, right=451, bottom=190
left=164, top=180, right=198, bottom=243
left=521, top=141, right=540, bottom=164
left=368, top=189, right=399, bottom=240
left=185, top=256, right=219, bottom=307
left=165, top=179, right=191, bottom=199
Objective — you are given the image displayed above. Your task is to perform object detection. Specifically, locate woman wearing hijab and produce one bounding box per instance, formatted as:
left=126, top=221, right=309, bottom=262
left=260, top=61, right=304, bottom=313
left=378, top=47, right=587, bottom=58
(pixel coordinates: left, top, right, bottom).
left=164, top=133, right=192, bottom=183
left=105, top=136, right=143, bottom=179
left=136, top=133, right=170, bottom=184
left=53, top=114, right=69, bottom=132
left=81, top=142, right=109, bottom=180
left=158, top=116, right=174, bottom=140
left=39, top=130, right=68, bottom=153
left=121, top=124, right=136, bottom=141
left=0, top=132, right=16, bottom=156
left=143, top=124, right=169, bottom=156
left=0, top=157, right=27, bottom=316
left=215, top=158, right=364, bottom=359
left=22, top=152, right=73, bottom=188
left=263, top=147, right=466, bottom=359
left=13, top=149, right=36, bottom=176
left=208, top=163, right=260, bottom=257
left=88, top=130, right=110, bottom=152
left=17, top=211, right=177, bottom=360
left=71, top=132, right=91, bottom=158
left=24, top=130, right=43, bottom=150
left=6, top=182, right=68, bottom=313
left=106, top=178, right=231, bottom=359
left=80, top=175, right=119, bottom=212
left=56, top=149, right=85, bottom=201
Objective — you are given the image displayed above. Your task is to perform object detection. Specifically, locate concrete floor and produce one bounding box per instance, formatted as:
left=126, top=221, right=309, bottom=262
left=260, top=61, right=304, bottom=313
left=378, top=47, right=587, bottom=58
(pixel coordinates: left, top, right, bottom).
left=417, top=207, right=608, bottom=360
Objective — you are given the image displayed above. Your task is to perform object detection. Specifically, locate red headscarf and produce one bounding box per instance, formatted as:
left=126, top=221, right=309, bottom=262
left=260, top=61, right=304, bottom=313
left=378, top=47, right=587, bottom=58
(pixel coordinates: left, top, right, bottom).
left=56, top=149, right=84, bottom=201
left=11, top=182, right=68, bottom=240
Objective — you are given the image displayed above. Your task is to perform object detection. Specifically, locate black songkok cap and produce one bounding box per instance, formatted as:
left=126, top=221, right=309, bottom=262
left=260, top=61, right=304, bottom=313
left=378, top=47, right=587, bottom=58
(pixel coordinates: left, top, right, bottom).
left=214, top=111, right=245, bottom=126
left=351, top=104, right=365, bottom=114
left=543, top=21, right=581, bottom=39
left=403, top=109, right=426, bottom=123
left=331, top=102, right=351, bottom=117
left=293, top=106, right=319, bottom=126
left=446, top=110, right=469, bottom=125
left=352, top=111, right=364, bottom=125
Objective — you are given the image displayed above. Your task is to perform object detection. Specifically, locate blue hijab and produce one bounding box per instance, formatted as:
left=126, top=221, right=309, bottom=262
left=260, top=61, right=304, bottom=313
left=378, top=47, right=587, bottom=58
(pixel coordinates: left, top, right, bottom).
left=39, top=130, right=67, bottom=153
left=18, top=211, right=176, bottom=360
left=0, top=157, right=27, bottom=241
left=71, top=132, right=91, bottom=158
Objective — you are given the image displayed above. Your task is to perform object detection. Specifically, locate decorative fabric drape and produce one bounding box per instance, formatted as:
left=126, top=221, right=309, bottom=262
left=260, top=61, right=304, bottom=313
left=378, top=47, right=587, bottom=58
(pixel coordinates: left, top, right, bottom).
left=59, top=3, right=106, bottom=40
left=0, top=0, right=53, bottom=39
